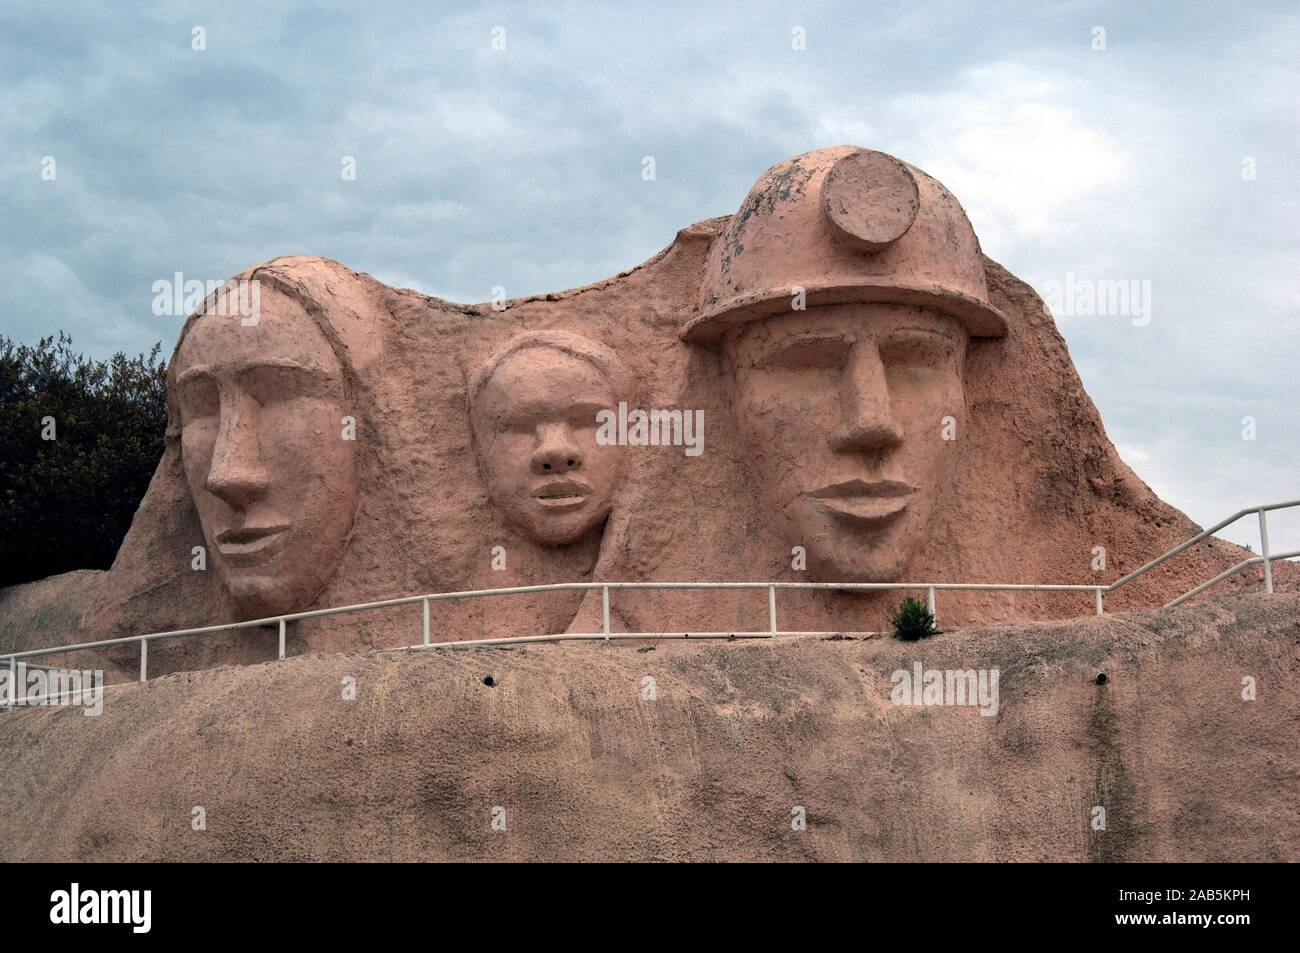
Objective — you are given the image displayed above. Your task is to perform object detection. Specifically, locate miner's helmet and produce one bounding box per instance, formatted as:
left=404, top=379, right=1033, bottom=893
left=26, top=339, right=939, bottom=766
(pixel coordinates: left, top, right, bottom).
left=681, top=146, right=1009, bottom=343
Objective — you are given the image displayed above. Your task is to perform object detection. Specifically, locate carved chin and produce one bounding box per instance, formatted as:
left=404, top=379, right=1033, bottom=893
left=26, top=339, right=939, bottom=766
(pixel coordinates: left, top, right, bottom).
left=789, top=512, right=916, bottom=583
left=526, top=514, right=602, bottom=546
left=226, top=574, right=294, bottom=619
left=511, top=502, right=606, bottom=546
left=222, top=568, right=332, bottom=620
left=811, top=552, right=908, bottom=584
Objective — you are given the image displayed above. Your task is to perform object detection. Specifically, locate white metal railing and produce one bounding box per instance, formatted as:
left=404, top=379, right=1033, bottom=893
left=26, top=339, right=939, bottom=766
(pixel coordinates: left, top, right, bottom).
left=1106, top=500, right=1297, bottom=602
left=3, top=499, right=1296, bottom=697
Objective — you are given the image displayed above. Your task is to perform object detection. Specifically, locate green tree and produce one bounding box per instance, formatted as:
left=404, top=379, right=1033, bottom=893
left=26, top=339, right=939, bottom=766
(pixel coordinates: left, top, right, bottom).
left=890, top=595, right=937, bottom=641
left=0, top=332, right=167, bottom=586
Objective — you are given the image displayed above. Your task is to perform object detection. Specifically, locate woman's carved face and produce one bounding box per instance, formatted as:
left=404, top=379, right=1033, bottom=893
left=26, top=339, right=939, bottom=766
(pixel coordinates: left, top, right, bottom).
left=175, top=287, right=358, bottom=617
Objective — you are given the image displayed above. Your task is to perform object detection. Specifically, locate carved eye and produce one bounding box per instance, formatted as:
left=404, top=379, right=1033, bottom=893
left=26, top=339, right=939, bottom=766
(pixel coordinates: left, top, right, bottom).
left=177, top=375, right=219, bottom=421
left=755, top=334, right=852, bottom=370
left=878, top=330, right=959, bottom=368
left=500, top=412, right=538, bottom=435
left=240, top=364, right=335, bottom=405
left=569, top=402, right=610, bottom=430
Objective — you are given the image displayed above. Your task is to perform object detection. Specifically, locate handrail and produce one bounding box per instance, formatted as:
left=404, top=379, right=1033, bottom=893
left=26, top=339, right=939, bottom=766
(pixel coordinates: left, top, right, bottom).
left=1105, top=499, right=1299, bottom=591
left=3, top=499, right=1295, bottom=695
left=1164, top=549, right=1300, bottom=608
left=2, top=580, right=1107, bottom=665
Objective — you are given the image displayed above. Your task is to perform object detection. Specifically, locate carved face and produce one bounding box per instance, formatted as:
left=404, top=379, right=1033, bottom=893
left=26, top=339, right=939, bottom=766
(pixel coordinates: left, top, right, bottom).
left=174, top=288, right=358, bottom=618
left=723, top=303, right=968, bottom=581
left=471, top=348, right=625, bottom=545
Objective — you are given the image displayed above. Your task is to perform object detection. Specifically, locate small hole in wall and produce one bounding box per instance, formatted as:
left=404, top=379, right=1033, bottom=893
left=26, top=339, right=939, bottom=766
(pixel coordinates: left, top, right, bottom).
left=483, top=675, right=496, bottom=687
left=567, top=459, right=575, bottom=466
left=1095, top=673, right=1107, bottom=685
left=543, top=463, right=551, bottom=470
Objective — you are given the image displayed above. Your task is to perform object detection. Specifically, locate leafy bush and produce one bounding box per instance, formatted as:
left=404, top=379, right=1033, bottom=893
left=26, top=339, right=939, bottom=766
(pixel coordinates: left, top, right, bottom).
left=891, top=595, right=937, bottom=641
left=0, top=332, right=166, bottom=586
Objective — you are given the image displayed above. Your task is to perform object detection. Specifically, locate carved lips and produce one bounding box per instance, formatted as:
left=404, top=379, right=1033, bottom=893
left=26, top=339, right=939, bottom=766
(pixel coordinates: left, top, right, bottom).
left=532, top=479, right=594, bottom=511
left=215, top=524, right=291, bottom=565
left=805, top=479, right=914, bottom=525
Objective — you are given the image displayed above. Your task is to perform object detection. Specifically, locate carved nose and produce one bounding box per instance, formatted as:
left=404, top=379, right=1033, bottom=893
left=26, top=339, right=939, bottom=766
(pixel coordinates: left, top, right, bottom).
left=829, top=340, right=903, bottom=453
left=532, top=424, right=582, bottom=473
left=204, top=395, right=270, bottom=508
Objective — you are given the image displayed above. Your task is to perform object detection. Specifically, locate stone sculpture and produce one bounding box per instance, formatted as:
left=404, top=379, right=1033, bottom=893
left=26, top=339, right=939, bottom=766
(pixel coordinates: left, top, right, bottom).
left=469, top=331, right=632, bottom=546
left=5, top=147, right=1295, bottom=870
left=24, top=144, right=1287, bottom=677
left=688, top=147, right=1005, bottom=583
left=172, top=273, right=374, bottom=618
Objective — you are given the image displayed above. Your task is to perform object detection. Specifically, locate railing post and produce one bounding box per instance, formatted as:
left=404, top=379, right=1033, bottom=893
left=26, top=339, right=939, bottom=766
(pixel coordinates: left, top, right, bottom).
left=927, top=586, right=936, bottom=623
left=139, top=638, right=147, bottom=683
left=601, top=586, right=610, bottom=640
left=278, top=618, right=286, bottom=660
left=422, top=597, right=430, bottom=646
left=6, top=656, right=14, bottom=711
left=769, top=585, right=777, bottom=633
left=1095, top=588, right=1104, bottom=615
left=1259, top=508, right=1274, bottom=594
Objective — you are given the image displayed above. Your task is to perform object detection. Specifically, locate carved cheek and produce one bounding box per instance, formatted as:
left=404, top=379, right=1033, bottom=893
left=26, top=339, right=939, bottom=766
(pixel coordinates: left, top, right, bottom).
left=485, top=433, right=530, bottom=493
left=181, top=424, right=217, bottom=497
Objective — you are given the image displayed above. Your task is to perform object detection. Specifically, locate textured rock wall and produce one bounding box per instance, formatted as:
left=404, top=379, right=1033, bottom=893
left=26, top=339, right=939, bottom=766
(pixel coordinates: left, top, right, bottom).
left=2, top=591, right=1295, bottom=862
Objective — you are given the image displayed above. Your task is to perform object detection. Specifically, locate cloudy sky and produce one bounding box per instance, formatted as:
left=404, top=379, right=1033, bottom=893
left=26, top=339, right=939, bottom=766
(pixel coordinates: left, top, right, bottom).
left=3, top=0, right=1297, bottom=551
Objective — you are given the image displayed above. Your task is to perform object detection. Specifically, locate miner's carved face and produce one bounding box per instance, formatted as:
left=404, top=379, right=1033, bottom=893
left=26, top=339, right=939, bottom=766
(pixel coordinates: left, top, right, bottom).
left=723, top=302, right=968, bottom=582
left=175, top=287, right=358, bottom=618
left=471, top=347, right=626, bottom=546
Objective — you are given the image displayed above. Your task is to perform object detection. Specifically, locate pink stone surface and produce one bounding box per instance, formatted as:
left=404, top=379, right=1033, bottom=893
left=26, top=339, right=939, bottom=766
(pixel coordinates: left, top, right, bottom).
left=5, top=146, right=1287, bottom=679
left=2, top=591, right=1296, bottom=861
left=3, top=147, right=1296, bottom=865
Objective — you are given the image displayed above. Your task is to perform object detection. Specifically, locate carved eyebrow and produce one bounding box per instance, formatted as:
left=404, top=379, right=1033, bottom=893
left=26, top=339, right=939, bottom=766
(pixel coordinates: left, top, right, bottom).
left=502, top=398, right=611, bottom=422
left=885, top=326, right=961, bottom=343
left=774, top=328, right=852, bottom=346
left=238, top=359, right=334, bottom=383
left=176, top=359, right=331, bottom=385
left=175, top=365, right=215, bottom=386
left=749, top=328, right=853, bottom=363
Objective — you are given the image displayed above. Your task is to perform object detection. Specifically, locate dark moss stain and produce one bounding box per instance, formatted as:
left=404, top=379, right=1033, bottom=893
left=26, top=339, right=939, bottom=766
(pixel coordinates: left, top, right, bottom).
left=79, top=826, right=114, bottom=855
left=719, top=158, right=817, bottom=277
left=1084, top=681, right=1145, bottom=862
left=377, top=812, right=395, bottom=862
